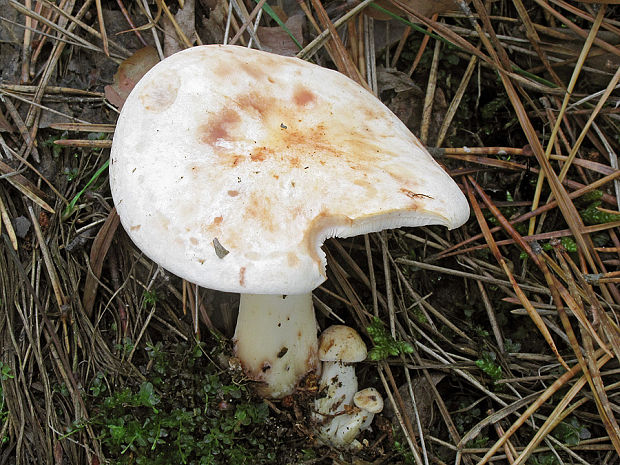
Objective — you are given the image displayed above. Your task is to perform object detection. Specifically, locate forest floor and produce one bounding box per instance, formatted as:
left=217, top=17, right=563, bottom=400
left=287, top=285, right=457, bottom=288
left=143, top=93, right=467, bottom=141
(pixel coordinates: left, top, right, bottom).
left=0, top=0, right=619, bottom=464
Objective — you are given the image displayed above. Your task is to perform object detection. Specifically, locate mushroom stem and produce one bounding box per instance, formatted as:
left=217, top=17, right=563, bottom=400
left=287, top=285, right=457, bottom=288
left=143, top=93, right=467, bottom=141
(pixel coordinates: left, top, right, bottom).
left=234, top=293, right=319, bottom=398
left=319, top=411, right=366, bottom=447
left=314, top=362, right=358, bottom=420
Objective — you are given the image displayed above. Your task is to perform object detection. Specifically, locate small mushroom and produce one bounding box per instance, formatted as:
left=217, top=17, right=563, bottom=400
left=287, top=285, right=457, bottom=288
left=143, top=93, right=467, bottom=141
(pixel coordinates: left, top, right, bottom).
left=314, top=325, right=367, bottom=420
left=353, top=387, right=384, bottom=432
left=318, top=387, right=384, bottom=448
left=110, top=44, right=469, bottom=398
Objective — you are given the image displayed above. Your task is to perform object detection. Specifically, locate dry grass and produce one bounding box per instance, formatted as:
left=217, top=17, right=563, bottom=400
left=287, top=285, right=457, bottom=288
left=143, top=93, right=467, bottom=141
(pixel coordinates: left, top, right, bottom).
left=0, top=0, right=619, bottom=464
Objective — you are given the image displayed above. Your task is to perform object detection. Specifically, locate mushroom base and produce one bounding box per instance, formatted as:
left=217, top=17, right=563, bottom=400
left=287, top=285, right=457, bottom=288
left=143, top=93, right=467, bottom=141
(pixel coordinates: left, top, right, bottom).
left=234, top=293, right=319, bottom=398
left=314, top=362, right=358, bottom=420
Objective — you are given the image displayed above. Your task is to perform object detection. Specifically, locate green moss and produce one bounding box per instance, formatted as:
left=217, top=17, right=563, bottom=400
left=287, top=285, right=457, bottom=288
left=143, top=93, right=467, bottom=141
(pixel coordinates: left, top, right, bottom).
left=88, top=342, right=278, bottom=464
left=367, top=317, right=414, bottom=361
left=580, top=201, right=620, bottom=225
left=475, top=351, right=502, bottom=382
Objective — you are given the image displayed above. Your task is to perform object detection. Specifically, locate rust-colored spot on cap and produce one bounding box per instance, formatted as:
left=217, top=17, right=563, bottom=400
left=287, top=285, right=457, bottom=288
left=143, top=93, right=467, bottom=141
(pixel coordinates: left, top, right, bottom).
left=198, top=109, right=241, bottom=145
left=245, top=194, right=276, bottom=232
left=293, top=86, right=316, bottom=107
left=239, top=266, right=246, bottom=286
left=237, top=92, right=270, bottom=119
left=239, top=61, right=266, bottom=80
left=250, top=147, right=271, bottom=162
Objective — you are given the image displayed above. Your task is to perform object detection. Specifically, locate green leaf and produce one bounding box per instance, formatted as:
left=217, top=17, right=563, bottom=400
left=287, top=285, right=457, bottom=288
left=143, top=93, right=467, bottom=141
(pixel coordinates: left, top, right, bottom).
left=63, top=158, right=109, bottom=219
left=137, top=382, right=160, bottom=409
left=0, top=363, right=14, bottom=381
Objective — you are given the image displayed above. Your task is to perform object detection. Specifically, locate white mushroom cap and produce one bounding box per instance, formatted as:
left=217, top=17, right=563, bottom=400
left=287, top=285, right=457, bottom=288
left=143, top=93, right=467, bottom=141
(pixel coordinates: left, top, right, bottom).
left=318, top=325, right=367, bottom=363
left=354, top=387, right=384, bottom=414
left=110, top=45, right=469, bottom=295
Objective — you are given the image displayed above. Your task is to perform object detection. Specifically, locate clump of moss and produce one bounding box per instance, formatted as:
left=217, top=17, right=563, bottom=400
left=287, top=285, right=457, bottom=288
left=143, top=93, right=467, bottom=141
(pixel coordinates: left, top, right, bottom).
left=367, top=317, right=414, bottom=361
left=87, top=341, right=284, bottom=464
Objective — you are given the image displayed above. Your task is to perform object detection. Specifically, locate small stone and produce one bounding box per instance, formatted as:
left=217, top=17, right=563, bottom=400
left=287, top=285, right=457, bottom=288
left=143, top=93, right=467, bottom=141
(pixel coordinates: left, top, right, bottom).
left=13, top=216, right=31, bottom=238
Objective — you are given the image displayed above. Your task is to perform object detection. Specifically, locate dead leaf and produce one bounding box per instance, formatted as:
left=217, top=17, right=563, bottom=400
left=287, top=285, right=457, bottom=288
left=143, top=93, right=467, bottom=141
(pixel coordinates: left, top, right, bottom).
left=163, top=0, right=196, bottom=57
left=257, top=14, right=305, bottom=56
left=269, top=5, right=288, bottom=23
left=199, top=0, right=228, bottom=45
left=53, top=440, right=63, bottom=465
left=367, top=0, right=467, bottom=20
left=373, top=17, right=410, bottom=55
left=104, top=47, right=160, bottom=109
left=377, top=66, right=423, bottom=94
left=82, top=208, right=120, bottom=317
left=384, top=373, right=446, bottom=431
left=378, top=67, right=424, bottom=131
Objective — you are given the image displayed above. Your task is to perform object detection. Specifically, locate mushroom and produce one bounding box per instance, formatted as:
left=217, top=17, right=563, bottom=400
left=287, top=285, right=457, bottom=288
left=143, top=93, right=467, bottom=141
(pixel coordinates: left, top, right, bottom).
left=313, top=326, right=383, bottom=448
left=314, top=325, right=367, bottom=419
left=353, top=387, right=384, bottom=432
left=318, top=387, right=384, bottom=448
left=109, top=45, right=469, bottom=398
